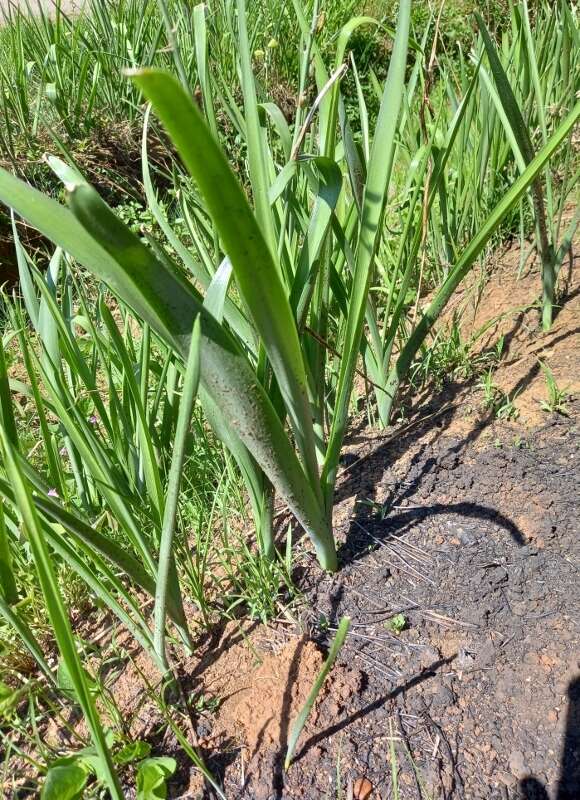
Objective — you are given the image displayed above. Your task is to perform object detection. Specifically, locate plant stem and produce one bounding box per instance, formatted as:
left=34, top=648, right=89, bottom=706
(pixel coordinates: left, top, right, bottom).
left=154, top=319, right=201, bottom=671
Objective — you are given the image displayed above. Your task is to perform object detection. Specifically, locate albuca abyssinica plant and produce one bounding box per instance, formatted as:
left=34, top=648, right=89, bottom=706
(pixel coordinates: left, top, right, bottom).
left=475, top=1, right=579, bottom=330
left=1, top=0, right=578, bottom=578
left=0, top=2, right=578, bottom=794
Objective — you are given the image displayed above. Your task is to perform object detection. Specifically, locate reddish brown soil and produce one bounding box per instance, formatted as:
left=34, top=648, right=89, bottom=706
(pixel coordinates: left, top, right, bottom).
left=442, top=231, right=580, bottom=428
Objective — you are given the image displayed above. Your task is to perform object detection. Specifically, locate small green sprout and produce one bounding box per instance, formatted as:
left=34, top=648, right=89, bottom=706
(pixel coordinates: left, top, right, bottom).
left=538, top=361, right=569, bottom=416
left=384, top=613, right=407, bottom=634
left=495, top=392, right=520, bottom=421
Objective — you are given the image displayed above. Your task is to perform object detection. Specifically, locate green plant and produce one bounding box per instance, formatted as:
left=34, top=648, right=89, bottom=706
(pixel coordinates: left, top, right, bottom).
left=539, top=360, right=569, bottom=415
left=495, top=391, right=520, bottom=422
left=40, top=737, right=176, bottom=800
left=3, top=0, right=576, bottom=578
left=154, top=317, right=201, bottom=671
left=0, top=265, right=224, bottom=788
left=478, top=368, right=520, bottom=420
left=0, top=428, right=122, bottom=798
left=411, top=316, right=476, bottom=390
left=0, top=1, right=578, bottom=791
left=136, top=756, right=177, bottom=800
left=479, top=367, right=501, bottom=410
left=285, top=616, right=350, bottom=769
left=384, top=613, right=407, bottom=634
left=476, top=2, right=579, bottom=330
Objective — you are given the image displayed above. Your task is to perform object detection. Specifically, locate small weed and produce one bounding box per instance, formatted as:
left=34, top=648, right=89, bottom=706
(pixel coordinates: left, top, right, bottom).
left=318, top=613, right=330, bottom=633
left=193, top=693, right=220, bottom=714
left=115, top=200, right=158, bottom=236
left=479, top=368, right=501, bottom=410
left=538, top=361, right=569, bottom=416
left=479, top=369, right=519, bottom=420
left=384, top=614, right=407, bottom=634
left=396, top=405, right=410, bottom=425
left=414, top=317, right=475, bottom=390
left=492, top=334, right=505, bottom=363
left=495, top=392, right=520, bottom=422
left=356, top=497, right=388, bottom=520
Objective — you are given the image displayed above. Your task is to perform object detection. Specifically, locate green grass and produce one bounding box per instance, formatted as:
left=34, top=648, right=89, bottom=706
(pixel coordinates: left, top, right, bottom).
left=539, top=360, right=570, bottom=415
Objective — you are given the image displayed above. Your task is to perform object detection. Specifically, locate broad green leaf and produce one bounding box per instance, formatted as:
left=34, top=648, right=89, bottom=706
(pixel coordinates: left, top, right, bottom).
left=116, top=741, right=151, bottom=766
left=11, top=210, right=39, bottom=329
left=203, top=258, right=232, bottom=321
left=136, top=756, right=177, bottom=800
left=260, top=102, right=292, bottom=160
left=322, top=1, right=411, bottom=503
left=129, top=69, right=323, bottom=503
left=0, top=497, right=17, bottom=604
left=0, top=162, right=334, bottom=569
left=37, top=246, right=62, bottom=377
left=141, top=106, right=254, bottom=350
left=0, top=334, right=18, bottom=449
left=41, top=763, right=89, bottom=800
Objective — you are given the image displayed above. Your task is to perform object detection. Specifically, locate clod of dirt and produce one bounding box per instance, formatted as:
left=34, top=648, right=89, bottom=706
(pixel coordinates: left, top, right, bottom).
left=353, top=776, right=374, bottom=798
left=224, top=638, right=324, bottom=756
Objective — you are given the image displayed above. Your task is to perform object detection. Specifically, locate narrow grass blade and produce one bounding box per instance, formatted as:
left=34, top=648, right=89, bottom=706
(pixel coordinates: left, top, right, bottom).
left=14, top=323, right=63, bottom=496
left=99, top=300, right=164, bottom=524
left=193, top=2, right=218, bottom=140
left=476, top=12, right=556, bottom=329
left=285, top=617, right=350, bottom=769
left=34, top=514, right=160, bottom=666
left=0, top=469, right=187, bottom=628
left=236, top=0, right=277, bottom=255
left=386, top=101, right=580, bottom=406
left=154, top=317, right=201, bottom=668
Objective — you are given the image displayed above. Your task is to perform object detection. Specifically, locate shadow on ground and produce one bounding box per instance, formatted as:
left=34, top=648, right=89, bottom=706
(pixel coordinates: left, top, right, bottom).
left=519, top=676, right=580, bottom=800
